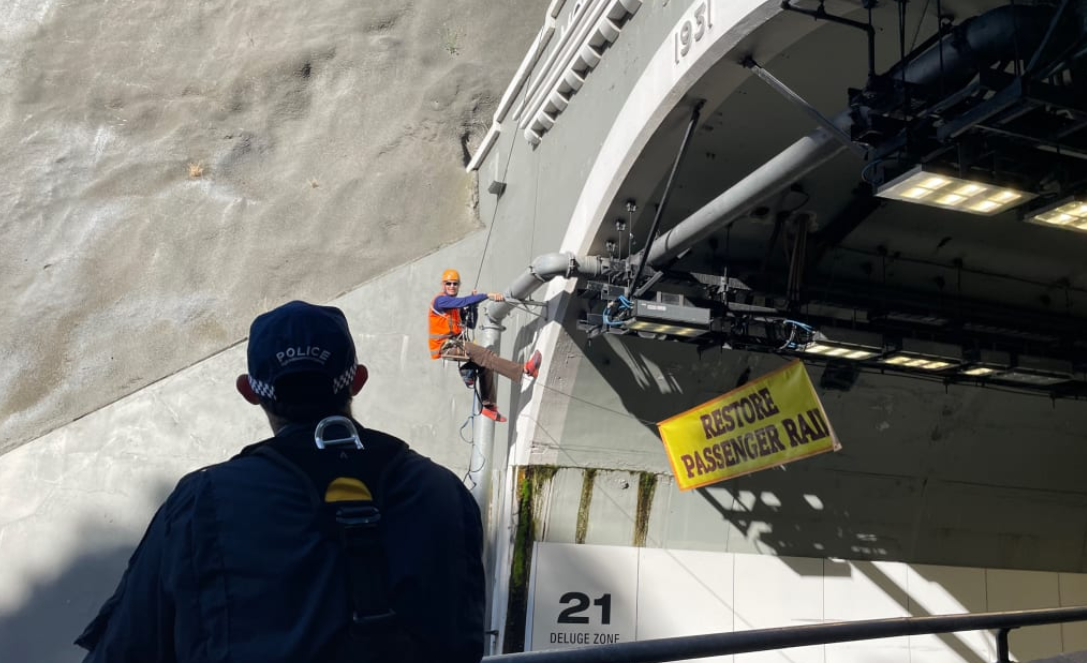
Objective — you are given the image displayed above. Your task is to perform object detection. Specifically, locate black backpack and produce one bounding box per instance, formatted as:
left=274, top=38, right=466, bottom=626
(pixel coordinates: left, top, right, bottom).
left=243, top=417, right=422, bottom=663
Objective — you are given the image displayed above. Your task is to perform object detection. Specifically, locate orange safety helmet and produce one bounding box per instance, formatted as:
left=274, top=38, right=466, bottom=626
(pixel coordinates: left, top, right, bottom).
left=441, top=269, right=461, bottom=283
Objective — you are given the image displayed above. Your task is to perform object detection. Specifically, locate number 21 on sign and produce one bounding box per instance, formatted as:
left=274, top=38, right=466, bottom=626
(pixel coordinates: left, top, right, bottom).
left=557, top=592, right=612, bottom=624
left=675, top=0, right=713, bottom=64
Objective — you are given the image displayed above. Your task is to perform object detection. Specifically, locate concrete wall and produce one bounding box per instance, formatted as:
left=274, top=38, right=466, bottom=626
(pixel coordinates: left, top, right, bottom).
left=0, top=0, right=546, bottom=454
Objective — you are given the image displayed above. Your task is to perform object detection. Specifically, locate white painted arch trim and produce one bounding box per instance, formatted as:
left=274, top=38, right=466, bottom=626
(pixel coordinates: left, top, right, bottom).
left=494, top=0, right=788, bottom=651
left=517, top=0, right=644, bottom=146
left=514, top=0, right=784, bottom=466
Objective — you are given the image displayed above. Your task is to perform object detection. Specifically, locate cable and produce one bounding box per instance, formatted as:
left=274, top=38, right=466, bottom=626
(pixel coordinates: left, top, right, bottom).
left=472, top=135, right=520, bottom=291
left=779, top=319, right=815, bottom=350
left=501, top=298, right=549, bottom=319
left=782, top=190, right=812, bottom=214
left=532, top=380, right=663, bottom=427
left=459, top=391, right=477, bottom=444
left=860, top=158, right=884, bottom=184
left=602, top=295, right=633, bottom=328
left=909, top=0, right=933, bottom=52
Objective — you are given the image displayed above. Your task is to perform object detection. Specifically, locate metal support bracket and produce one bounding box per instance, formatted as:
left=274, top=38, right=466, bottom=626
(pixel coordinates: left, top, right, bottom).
left=632, top=269, right=667, bottom=299
left=780, top=0, right=876, bottom=79
left=743, top=57, right=868, bottom=159
left=625, top=100, right=704, bottom=298
left=995, top=627, right=1012, bottom=663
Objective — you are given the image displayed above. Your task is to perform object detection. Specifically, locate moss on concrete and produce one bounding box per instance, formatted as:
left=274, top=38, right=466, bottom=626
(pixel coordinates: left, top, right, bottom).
left=574, top=468, right=597, bottom=544
left=633, top=471, right=658, bottom=547
left=503, top=464, right=558, bottom=653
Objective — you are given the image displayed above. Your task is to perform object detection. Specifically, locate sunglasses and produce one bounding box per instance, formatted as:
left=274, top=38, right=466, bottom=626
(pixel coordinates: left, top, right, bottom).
left=444, top=281, right=460, bottom=286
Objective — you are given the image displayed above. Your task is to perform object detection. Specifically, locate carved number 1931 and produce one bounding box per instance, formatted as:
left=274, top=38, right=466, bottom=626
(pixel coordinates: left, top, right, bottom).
left=675, top=1, right=713, bottom=64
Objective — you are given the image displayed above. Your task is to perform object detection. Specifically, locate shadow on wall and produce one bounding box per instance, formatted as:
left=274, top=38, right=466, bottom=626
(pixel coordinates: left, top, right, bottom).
left=557, top=305, right=1087, bottom=658
left=573, top=319, right=1087, bottom=572
left=548, top=548, right=1003, bottom=663
left=0, top=482, right=176, bottom=663
left=505, top=302, right=554, bottom=446
left=0, top=542, right=134, bottom=663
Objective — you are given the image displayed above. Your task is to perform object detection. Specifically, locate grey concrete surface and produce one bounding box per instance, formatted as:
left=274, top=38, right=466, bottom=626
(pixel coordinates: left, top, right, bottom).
left=0, top=0, right=546, bottom=452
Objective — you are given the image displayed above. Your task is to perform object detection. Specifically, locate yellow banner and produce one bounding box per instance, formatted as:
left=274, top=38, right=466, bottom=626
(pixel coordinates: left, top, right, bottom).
left=657, top=360, right=841, bottom=491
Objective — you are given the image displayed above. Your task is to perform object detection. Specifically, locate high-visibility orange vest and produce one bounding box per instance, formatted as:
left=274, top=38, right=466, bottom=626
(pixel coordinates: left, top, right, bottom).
left=429, top=296, right=462, bottom=359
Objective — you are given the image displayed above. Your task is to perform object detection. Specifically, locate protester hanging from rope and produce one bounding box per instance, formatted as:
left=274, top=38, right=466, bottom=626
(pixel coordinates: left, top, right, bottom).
left=429, top=269, right=542, bottom=423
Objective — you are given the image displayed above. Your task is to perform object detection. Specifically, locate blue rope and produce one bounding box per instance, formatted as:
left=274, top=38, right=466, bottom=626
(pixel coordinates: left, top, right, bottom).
left=781, top=319, right=815, bottom=350
left=603, top=295, right=634, bottom=328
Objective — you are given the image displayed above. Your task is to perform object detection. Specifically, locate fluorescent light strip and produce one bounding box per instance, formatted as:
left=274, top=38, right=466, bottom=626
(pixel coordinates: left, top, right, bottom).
left=962, top=366, right=1000, bottom=376
left=877, top=167, right=1033, bottom=216
left=1028, top=199, right=1087, bottom=234
left=802, top=343, right=879, bottom=361
left=626, top=320, right=707, bottom=337
left=881, top=353, right=957, bottom=371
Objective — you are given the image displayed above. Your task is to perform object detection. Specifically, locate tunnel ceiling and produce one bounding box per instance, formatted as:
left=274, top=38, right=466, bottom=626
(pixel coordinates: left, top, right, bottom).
left=580, top=0, right=1087, bottom=395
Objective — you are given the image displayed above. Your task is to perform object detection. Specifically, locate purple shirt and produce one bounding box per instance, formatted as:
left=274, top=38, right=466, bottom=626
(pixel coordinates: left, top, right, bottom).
left=433, top=293, right=488, bottom=312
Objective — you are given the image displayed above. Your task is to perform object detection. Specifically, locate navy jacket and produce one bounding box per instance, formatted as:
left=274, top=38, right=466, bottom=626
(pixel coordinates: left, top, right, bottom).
left=76, top=424, right=485, bottom=663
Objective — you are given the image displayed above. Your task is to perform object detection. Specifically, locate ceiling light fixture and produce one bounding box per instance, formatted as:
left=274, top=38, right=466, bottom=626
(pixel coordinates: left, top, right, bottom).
left=995, top=370, right=1071, bottom=386
left=803, top=343, right=880, bottom=360
left=801, top=329, right=883, bottom=361
left=625, top=319, right=708, bottom=338
left=623, top=298, right=711, bottom=338
left=959, top=349, right=1012, bottom=378
left=880, top=338, right=961, bottom=371
left=876, top=166, right=1035, bottom=216
left=882, top=354, right=957, bottom=371
left=1025, top=196, right=1087, bottom=234
left=993, top=355, right=1074, bottom=387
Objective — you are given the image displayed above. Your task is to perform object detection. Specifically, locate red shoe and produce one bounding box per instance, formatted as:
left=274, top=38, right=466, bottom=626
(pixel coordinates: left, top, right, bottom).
left=481, top=406, right=508, bottom=423
left=524, top=350, right=542, bottom=379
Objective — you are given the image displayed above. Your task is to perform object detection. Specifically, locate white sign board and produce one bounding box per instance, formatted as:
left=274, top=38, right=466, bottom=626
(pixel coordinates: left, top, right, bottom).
left=527, top=541, right=637, bottom=649
left=524, top=542, right=1087, bottom=662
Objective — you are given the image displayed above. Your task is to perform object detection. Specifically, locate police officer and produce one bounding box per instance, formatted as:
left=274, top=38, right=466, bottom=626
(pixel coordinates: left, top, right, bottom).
left=77, top=300, right=485, bottom=663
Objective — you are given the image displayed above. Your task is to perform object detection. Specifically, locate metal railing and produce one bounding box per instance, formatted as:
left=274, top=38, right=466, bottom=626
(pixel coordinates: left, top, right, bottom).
left=484, top=605, right=1087, bottom=663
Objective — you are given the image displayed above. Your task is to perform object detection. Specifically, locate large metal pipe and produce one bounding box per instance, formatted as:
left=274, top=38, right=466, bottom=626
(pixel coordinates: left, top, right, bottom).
left=645, top=3, right=1055, bottom=267
left=886, top=4, right=1055, bottom=89
left=484, top=252, right=612, bottom=326
left=647, top=114, right=852, bottom=266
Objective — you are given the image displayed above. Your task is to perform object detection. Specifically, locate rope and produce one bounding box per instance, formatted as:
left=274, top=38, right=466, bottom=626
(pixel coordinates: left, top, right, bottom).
left=531, top=380, right=661, bottom=427
left=501, top=298, right=549, bottom=319
left=909, top=0, right=933, bottom=52
left=458, top=134, right=520, bottom=484
left=460, top=389, right=485, bottom=487
left=473, top=136, right=520, bottom=291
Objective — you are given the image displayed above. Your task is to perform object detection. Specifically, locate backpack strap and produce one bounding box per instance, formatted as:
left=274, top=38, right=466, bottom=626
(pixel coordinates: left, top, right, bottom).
left=244, top=419, right=409, bottom=636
